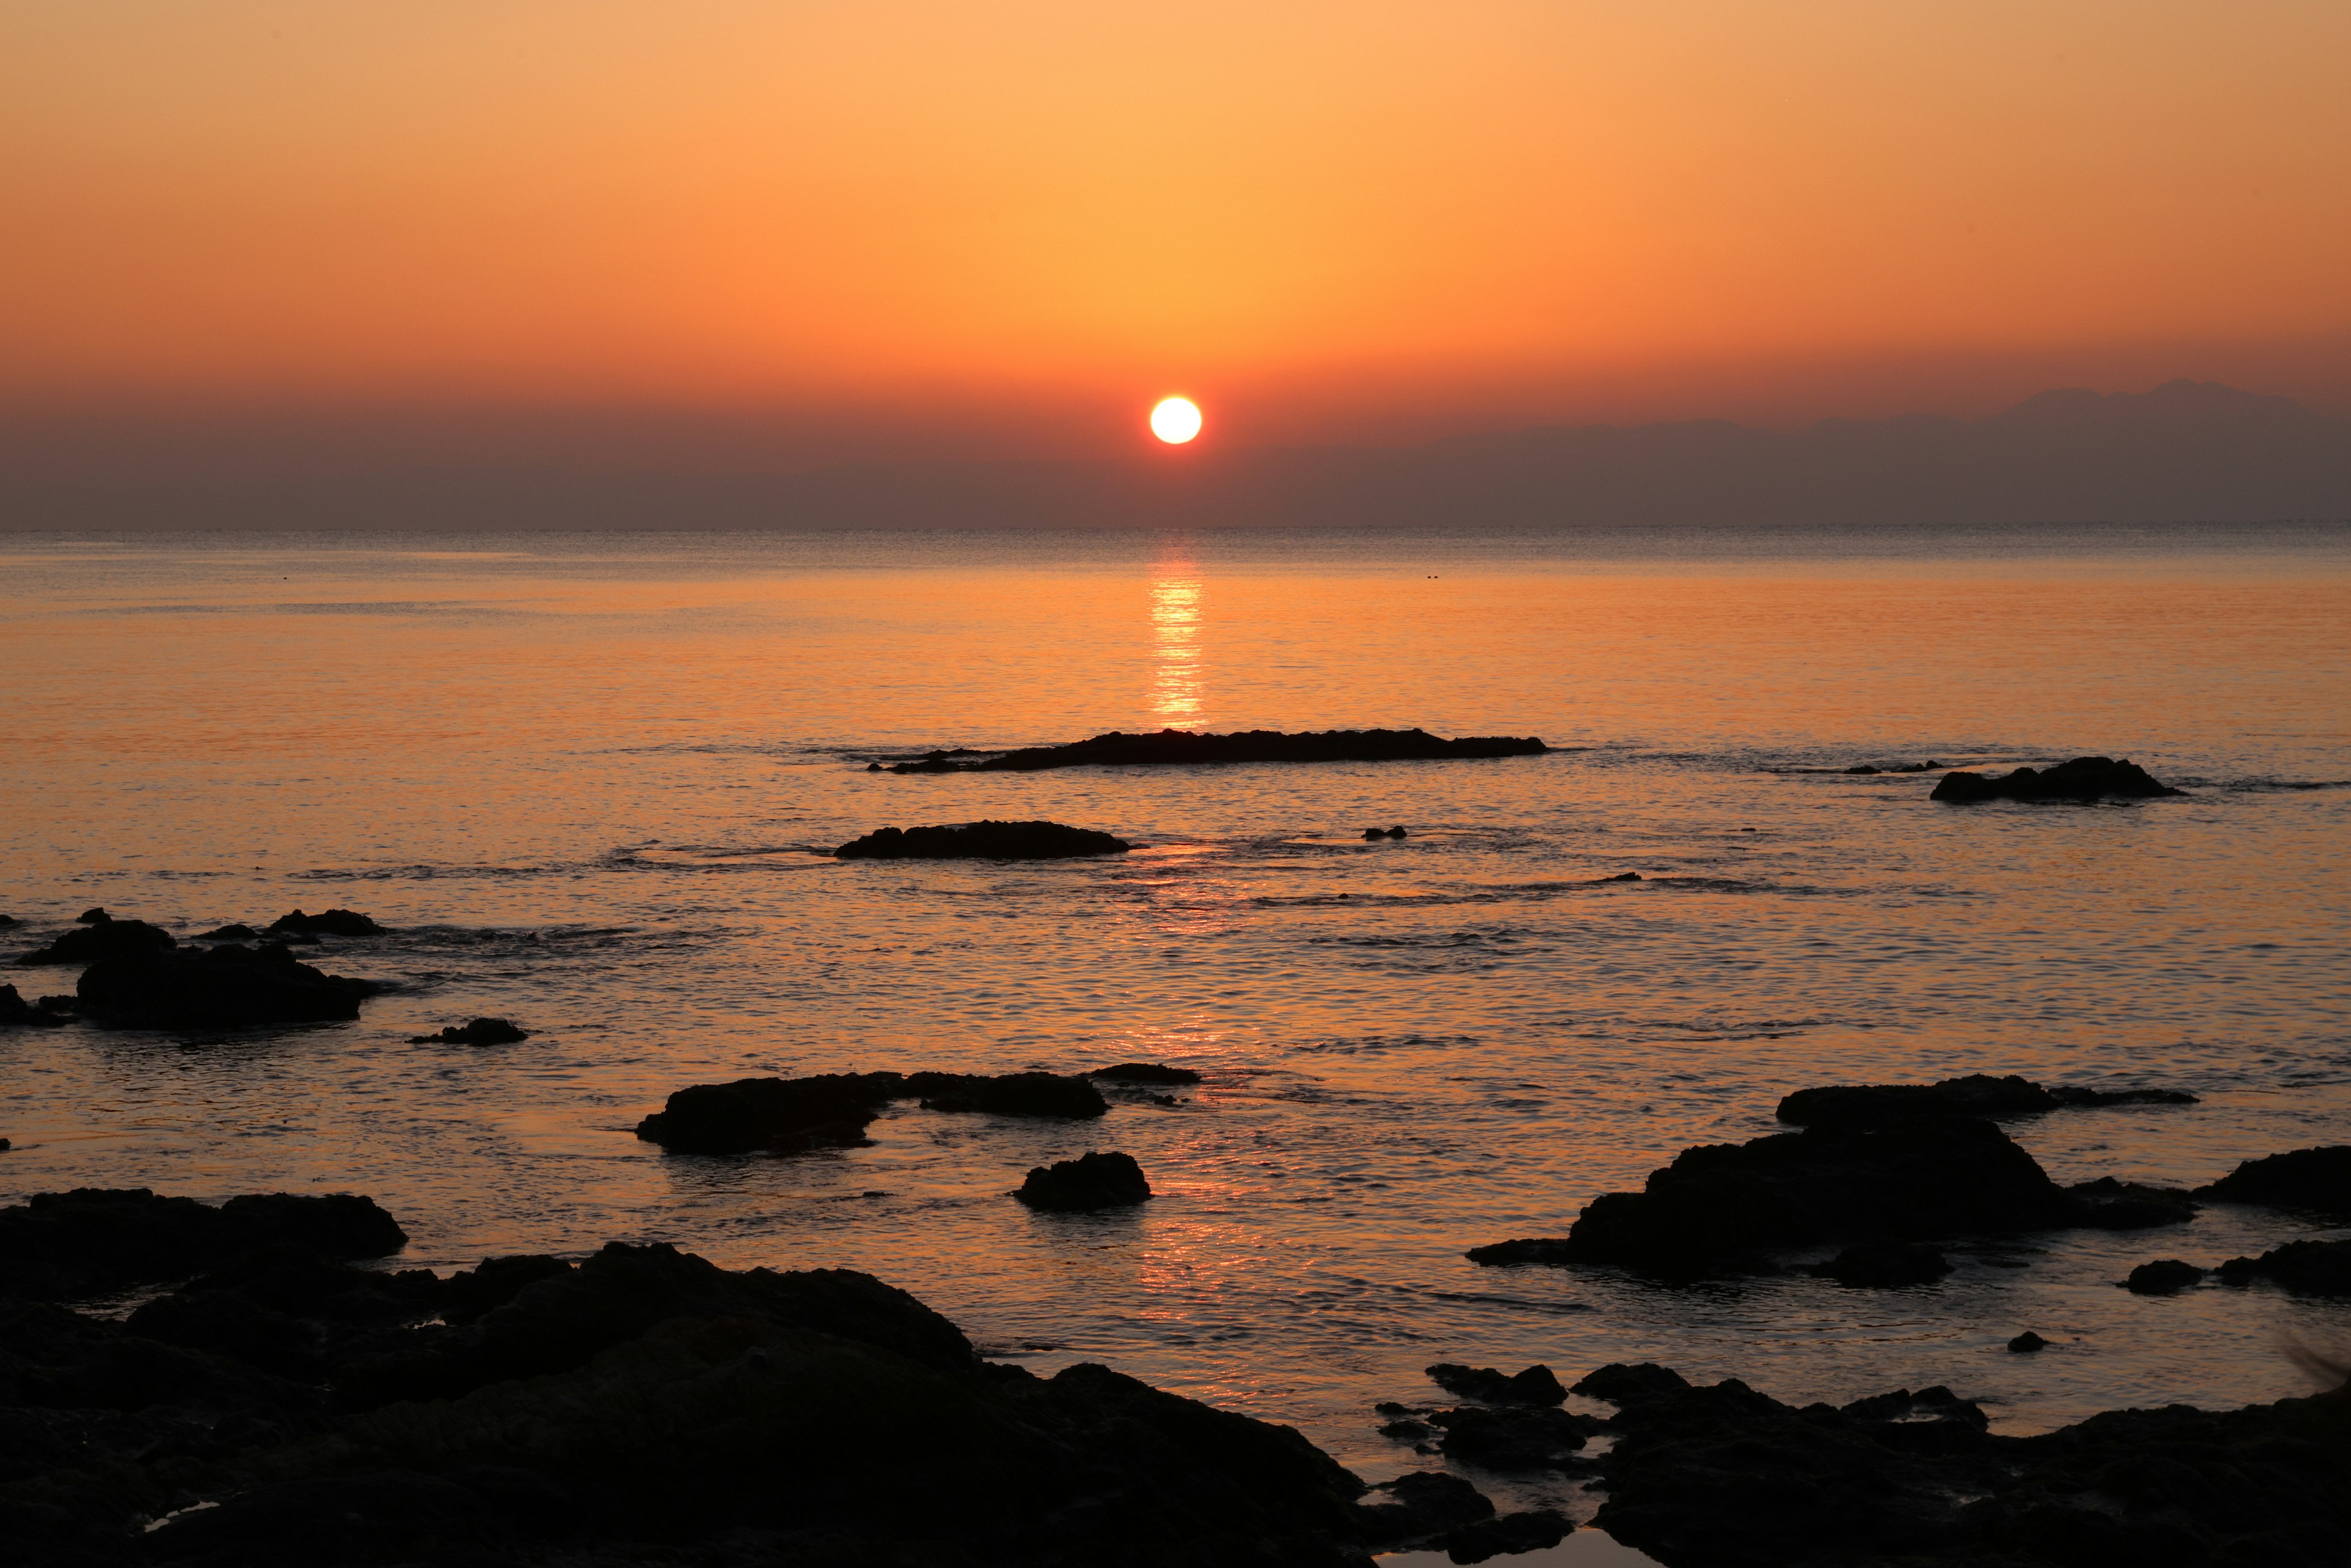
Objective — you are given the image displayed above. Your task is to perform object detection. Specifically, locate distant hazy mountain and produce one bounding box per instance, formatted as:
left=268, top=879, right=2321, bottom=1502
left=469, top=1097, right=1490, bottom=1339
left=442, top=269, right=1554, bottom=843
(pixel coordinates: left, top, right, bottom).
left=7, top=380, right=2347, bottom=529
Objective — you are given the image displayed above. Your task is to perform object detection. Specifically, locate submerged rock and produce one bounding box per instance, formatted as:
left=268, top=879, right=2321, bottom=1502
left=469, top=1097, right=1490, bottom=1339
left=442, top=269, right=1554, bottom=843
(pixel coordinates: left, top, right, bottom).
left=266, top=908, right=384, bottom=936
left=2217, top=1238, right=2351, bottom=1296
left=1583, top=1360, right=2349, bottom=1567
left=1015, top=1150, right=1153, bottom=1211
left=76, top=942, right=383, bottom=1027
left=0, top=1188, right=406, bottom=1301
left=1805, top=1240, right=1954, bottom=1288
left=408, top=1017, right=530, bottom=1045
left=2198, top=1144, right=2351, bottom=1217
left=635, top=1070, right=1108, bottom=1155
left=834, top=819, right=1133, bottom=858
left=1361, top=825, right=1408, bottom=840
left=1425, top=1362, right=1567, bottom=1406
left=1930, top=755, right=2184, bottom=803
left=1467, top=1117, right=2186, bottom=1279
left=1777, top=1072, right=2197, bottom=1127
left=886, top=726, right=1549, bottom=773
left=2124, top=1258, right=2206, bottom=1294
left=1090, top=1062, right=1202, bottom=1084
left=14, top=912, right=176, bottom=966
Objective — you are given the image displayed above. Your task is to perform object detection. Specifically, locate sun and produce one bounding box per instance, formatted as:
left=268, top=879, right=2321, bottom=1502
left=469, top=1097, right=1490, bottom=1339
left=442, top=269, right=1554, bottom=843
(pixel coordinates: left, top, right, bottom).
left=1149, top=396, right=1202, bottom=445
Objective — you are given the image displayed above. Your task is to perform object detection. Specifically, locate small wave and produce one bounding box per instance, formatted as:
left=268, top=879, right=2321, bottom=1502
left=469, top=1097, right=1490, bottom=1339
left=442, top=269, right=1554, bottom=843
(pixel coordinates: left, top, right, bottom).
left=2218, top=778, right=2351, bottom=793
left=291, top=863, right=560, bottom=882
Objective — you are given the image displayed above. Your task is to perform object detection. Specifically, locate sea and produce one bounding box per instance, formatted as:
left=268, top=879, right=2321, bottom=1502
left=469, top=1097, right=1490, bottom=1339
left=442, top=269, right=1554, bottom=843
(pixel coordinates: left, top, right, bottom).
left=4, top=523, right=2348, bottom=1548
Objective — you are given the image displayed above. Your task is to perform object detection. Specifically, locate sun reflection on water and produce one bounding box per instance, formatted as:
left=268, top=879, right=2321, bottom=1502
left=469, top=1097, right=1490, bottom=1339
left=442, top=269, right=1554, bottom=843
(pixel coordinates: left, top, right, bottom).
left=1147, top=553, right=1205, bottom=727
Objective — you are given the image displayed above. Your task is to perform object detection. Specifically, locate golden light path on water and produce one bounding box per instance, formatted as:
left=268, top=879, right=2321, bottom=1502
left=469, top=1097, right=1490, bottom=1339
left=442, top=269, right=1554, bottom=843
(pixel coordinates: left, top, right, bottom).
left=1148, top=550, right=1205, bottom=726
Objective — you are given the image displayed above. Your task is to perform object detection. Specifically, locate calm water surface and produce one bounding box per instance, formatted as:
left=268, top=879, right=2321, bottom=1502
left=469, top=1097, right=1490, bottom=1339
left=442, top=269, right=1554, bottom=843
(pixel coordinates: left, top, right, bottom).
left=4, top=524, right=2349, bottom=1526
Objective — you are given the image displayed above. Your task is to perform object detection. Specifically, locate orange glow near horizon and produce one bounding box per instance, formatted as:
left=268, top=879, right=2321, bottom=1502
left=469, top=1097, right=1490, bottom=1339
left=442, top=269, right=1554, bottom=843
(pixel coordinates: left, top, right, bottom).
left=4, top=2, right=2350, bottom=446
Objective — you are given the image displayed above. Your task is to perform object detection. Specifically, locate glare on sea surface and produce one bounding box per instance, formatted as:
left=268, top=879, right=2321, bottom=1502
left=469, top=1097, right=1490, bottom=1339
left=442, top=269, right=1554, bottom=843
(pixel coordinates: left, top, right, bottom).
left=1149, top=396, right=1202, bottom=444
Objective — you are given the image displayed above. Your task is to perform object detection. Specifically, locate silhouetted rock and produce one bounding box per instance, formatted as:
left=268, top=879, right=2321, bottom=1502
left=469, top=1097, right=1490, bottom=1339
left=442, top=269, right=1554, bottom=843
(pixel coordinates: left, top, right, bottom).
left=0, top=982, right=68, bottom=1027
left=76, top=942, right=382, bottom=1027
left=1354, top=1469, right=1493, bottom=1544
left=1016, top=1150, right=1153, bottom=1211
left=2198, top=1144, right=2351, bottom=1217
left=1425, top=1362, right=1567, bottom=1406
left=1583, top=1361, right=2350, bottom=1567
left=2126, top=1258, right=2206, bottom=1294
left=267, top=908, right=384, bottom=936
left=1427, top=1404, right=1594, bottom=1471
left=834, top=820, right=1132, bottom=858
left=14, top=913, right=175, bottom=966
left=194, top=922, right=259, bottom=940
left=1777, top=1072, right=2197, bottom=1127
left=1090, top=1062, right=1202, bottom=1084
left=905, top=1069, right=1108, bottom=1118
left=2217, top=1238, right=2351, bottom=1297
left=75, top=907, right=109, bottom=923
left=885, top=726, right=1548, bottom=773
left=2008, top=1331, right=2048, bottom=1352
left=1930, top=755, right=2183, bottom=803
left=1361, top=825, right=1408, bottom=839
left=2063, top=1176, right=2199, bottom=1229
left=1843, top=760, right=1941, bottom=774
left=1806, top=1241, right=1953, bottom=1287
left=1597, top=870, right=1642, bottom=882
left=1467, top=1117, right=2186, bottom=1279
left=1447, top=1510, right=1573, bottom=1562
left=1570, top=1363, right=1692, bottom=1406
left=632, top=1073, right=902, bottom=1155
left=408, top=1017, right=530, bottom=1045
left=0, top=1188, right=406, bottom=1300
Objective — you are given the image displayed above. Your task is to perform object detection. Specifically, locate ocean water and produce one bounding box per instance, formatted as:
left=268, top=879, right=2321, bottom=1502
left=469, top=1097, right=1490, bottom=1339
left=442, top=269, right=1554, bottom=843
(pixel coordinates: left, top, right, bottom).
left=3, top=523, right=2349, bottom=1529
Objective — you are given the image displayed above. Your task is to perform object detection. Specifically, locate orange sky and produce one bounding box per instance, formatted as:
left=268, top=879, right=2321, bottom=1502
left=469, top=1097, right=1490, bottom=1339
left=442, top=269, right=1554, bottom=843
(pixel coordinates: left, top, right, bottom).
left=5, top=1, right=2349, bottom=453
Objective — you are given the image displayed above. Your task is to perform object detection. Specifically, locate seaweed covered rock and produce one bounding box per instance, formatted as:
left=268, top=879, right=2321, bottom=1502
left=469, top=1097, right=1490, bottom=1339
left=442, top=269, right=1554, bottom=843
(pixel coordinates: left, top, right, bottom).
left=408, top=1017, right=529, bottom=1045
left=14, top=913, right=175, bottom=966
left=835, top=820, right=1132, bottom=859
left=1425, top=1362, right=1567, bottom=1406
left=2199, top=1144, right=2351, bottom=1217
left=885, top=726, right=1549, bottom=773
left=1015, top=1150, right=1153, bottom=1212
left=1584, top=1362, right=2350, bottom=1567
left=266, top=908, right=384, bottom=936
left=1930, top=756, right=2183, bottom=803
left=634, top=1069, right=1108, bottom=1155
left=0, top=1188, right=407, bottom=1301
left=2217, top=1238, right=2351, bottom=1297
left=76, top=942, right=382, bottom=1027
left=1777, top=1073, right=2196, bottom=1127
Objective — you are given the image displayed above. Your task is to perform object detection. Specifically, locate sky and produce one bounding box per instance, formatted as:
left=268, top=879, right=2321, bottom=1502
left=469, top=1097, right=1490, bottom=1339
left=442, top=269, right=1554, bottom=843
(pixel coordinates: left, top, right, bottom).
left=5, top=0, right=2350, bottom=469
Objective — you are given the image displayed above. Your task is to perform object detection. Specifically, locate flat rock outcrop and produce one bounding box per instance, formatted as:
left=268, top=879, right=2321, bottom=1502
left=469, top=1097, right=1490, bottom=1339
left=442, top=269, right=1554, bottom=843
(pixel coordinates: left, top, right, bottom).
left=0, top=1201, right=1461, bottom=1568
left=1091, top=1062, right=1202, bottom=1084
left=884, top=726, right=1548, bottom=773
left=0, top=1188, right=406, bottom=1300
left=1581, top=1360, right=2349, bottom=1567
left=1777, top=1072, right=2195, bottom=1127
left=14, top=912, right=176, bottom=967
left=2197, top=1144, right=2351, bottom=1217
left=834, top=820, right=1132, bottom=858
left=1930, top=755, right=2184, bottom=803
left=1468, top=1117, right=2191, bottom=1278
left=75, top=942, right=383, bottom=1027
left=2217, top=1237, right=2351, bottom=1296
left=1015, top=1150, right=1153, bottom=1211
left=636, top=1070, right=1108, bottom=1155
left=266, top=908, right=385, bottom=936
left=408, top=1017, right=530, bottom=1045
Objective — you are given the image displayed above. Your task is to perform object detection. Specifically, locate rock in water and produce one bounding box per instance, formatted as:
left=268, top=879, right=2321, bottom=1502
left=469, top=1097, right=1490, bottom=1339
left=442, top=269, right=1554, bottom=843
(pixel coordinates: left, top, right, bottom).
left=885, top=726, right=1549, bottom=773
left=633, top=1073, right=904, bottom=1155
left=0, top=983, right=68, bottom=1027
left=2007, top=1331, right=2049, bottom=1352
left=2126, top=1258, right=2207, bottom=1294
left=2197, top=1144, right=2351, bottom=1217
left=0, top=1187, right=407, bottom=1300
left=904, top=1069, right=1108, bottom=1118
left=1777, top=1072, right=2196, bottom=1127
left=77, top=942, right=382, bottom=1027
left=834, top=820, right=1132, bottom=858
left=1805, top=1241, right=1954, bottom=1288
left=1425, top=1362, right=1568, bottom=1406
left=1427, top=1405, right=1595, bottom=1471
left=1015, top=1150, right=1153, bottom=1211
left=266, top=907, right=385, bottom=936
left=14, top=913, right=176, bottom=966
left=2217, top=1237, right=2351, bottom=1296
left=1090, top=1062, right=1202, bottom=1084
left=1930, top=755, right=2183, bottom=803
left=408, top=1017, right=530, bottom=1045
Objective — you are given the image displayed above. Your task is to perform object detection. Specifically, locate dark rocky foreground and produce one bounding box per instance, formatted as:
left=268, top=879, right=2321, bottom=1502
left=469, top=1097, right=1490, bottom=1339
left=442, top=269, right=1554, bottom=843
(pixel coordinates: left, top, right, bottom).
left=1777, top=1072, right=2196, bottom=1127
left=636, top=1070, right=1109, bottom=1155
left=880, top=726, right=1548, bottom=773
left=834, top=820, right=1133, bottom=859
left=1575, top=1361, right=2350, bottom=1567
left=1468, top=1116, right=2192, bottom=1278
left=0, top=1190, right=1548, bottom=1567
left=1930, top=755, right=2183, bottom=803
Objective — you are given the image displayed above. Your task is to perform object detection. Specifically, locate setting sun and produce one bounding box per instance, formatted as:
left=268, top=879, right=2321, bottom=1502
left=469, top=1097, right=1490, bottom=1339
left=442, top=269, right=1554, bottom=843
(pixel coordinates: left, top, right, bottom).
left=1150, top=397, right=1203, bottom=445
